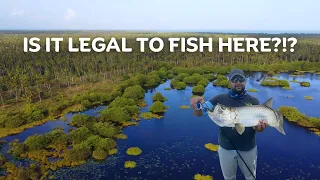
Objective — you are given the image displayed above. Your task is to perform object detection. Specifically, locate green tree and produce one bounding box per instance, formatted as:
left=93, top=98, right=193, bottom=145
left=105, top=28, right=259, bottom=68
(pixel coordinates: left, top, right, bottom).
left=123, top=85, right=145, bottom=100
left=152, top=92, right=168, bottom=102
left=148, top=101, right=167, bottom=113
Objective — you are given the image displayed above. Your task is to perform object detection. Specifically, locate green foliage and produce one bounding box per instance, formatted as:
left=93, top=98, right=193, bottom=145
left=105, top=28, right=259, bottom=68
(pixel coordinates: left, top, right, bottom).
left=0, top=154, right=7, bottom=166
left=11, top=144, right=27, bottom=157
left=300, top=81, right=310, bottom=87
left=197, top=80, right=208, bottom=87
left=278, top=106, right=306, bottom=122
left=192, top=85, right=205, bottom=94
left=24, top=134, right=49, bottom=151
left=261, top=79, right=290, bottom=87
left=144, top=74, right=161, bottom=87
left=180, top=105, right=190, bottom=109
left=267, top=71, right=276, bottom=76
left=304, top=96, right=313, bottom=100
left=164, top=87, right=172, bottom=90
left=108, top=148, right=117, bottom=155
left=92, top=122, right=120, bottom=138
left=213, top=79, right=230, bottom=88
left=123, top=85, right=145, bottom=100
left=194, top=174, right=213, bottom=180
left=212, top=74, right=230, bottom=88
left=70, top=114, right=93, bottom=127
left=148, top=101, right=167, bottom=113
left=124, top=161, right=136, bottom=168
left=152, top=92, right=168, bottom=102
left=183, top=73, right=205, bottom=84
left=69, top=127, right=92, bottom=144
left=92, top=149, right=108, bottom=160
left=248, top=88, right=258, bottom=92
left=126, top=147, right=142, bottom=156
left=216, top=74, right=228, bottom=81
left=101, top=107, right=131, bottom=123
left=108, top=97, right=139, bottom=115
left=115, top=134, right=128, bottom=139
left=140, top=112, right=162, bottom=119
left=170, top=80, right=186, bottom=90
left=203, top=74, right=216, bottom=81
left=22, top=105, right=48, bottom=124
left=66, top=146, right=91, bottom=161
left=282, top=86, right=292, bottom=90
left=308, top=117, right=320, bottom=128
left=175, top=73, right=189, bottom=81
left=4, top=115, right=25, bottom=128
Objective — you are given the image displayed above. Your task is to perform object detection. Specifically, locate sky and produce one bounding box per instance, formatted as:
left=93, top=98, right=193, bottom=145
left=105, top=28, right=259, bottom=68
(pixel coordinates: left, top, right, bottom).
left=0, top=0, right=319, bottom=33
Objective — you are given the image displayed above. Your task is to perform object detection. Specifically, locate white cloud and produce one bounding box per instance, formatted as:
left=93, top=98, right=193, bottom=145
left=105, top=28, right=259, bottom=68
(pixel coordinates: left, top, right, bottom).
left=10, top=9, right=24, bottom=16
left=65, top=8, right=76, bottom=21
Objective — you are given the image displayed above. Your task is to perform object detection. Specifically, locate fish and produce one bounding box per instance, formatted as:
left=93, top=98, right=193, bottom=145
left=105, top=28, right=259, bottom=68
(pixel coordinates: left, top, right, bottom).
left=207, top=98, right=286, bottom=135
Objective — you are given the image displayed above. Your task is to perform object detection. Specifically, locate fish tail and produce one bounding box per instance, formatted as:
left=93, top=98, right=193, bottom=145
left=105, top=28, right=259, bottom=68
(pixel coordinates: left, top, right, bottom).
left=275, top=110, right=286, bottom=135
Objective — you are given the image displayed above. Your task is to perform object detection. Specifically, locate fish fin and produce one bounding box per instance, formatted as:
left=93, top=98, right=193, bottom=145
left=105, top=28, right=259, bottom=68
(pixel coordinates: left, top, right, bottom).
left=275, top=110, right=286, bottom=135
left=263, top=97, right=273, bottom=108
left=235, top=123, right=245, bottom=135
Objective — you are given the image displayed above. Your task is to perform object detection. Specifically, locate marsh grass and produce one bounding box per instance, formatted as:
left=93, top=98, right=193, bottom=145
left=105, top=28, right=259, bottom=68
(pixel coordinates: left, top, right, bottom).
left=124, top=161, right=136, bottom=168
left=126, top=147, right=142, bottom=156
left=194, top=174, right=213, bottom=180
left=304, top=96, right=313, bottom=100
left=204, top=143, right=219, bottom=152
left=180, top=105, right=191, bottom=109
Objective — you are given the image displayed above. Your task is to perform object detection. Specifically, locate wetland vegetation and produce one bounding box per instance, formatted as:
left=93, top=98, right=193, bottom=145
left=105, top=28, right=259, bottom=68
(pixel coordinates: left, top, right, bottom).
left=1, top=32, right=320, bottom=179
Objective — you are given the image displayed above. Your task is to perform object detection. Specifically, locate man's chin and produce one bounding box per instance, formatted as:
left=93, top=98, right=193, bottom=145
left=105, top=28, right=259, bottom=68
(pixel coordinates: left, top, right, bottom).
left=235, top=87, right=244, bottom=92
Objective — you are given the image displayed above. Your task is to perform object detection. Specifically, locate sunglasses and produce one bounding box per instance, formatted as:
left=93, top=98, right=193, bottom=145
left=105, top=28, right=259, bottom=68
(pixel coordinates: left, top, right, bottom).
left=230, top=76, right=246, bottom=83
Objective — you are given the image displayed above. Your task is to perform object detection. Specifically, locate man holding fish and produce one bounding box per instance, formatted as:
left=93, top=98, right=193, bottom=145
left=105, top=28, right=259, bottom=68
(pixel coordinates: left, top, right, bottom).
left=190, top=68, right=285, bottom=180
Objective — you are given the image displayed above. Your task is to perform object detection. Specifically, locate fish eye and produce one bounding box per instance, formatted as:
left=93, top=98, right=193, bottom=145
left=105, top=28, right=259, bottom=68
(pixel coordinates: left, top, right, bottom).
left=221, top=106, right=226, bottom=110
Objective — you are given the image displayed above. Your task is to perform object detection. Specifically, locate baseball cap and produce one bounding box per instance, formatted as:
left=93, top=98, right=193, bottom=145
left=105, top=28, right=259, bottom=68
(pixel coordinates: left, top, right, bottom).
left=228, top=68, right=246, bottom=82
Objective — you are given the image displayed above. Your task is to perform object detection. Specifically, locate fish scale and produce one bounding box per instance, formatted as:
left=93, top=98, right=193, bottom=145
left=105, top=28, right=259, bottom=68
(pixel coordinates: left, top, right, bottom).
left=207, top=98, right=286, bottom=135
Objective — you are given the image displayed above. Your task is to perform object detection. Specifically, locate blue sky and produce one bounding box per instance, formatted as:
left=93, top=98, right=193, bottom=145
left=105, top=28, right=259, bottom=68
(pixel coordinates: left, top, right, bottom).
left=0, top=0, right=319, bottom=32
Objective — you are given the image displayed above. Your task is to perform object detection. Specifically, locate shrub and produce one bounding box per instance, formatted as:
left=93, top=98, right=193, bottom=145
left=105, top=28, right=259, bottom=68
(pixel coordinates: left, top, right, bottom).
left=300, top=81, right=310, bottom=87
left=175, top=73, right=189, bottom=81
left=11, top=143, right=27, bottom=157
left=304, top=96, right=313, bottom=100
left=101, top=107, right=131, bottom=123
left=123, top=85, right=145, bottom=100
left=278, top=106, right=306, bottom=122
left=192, top=85, right=205, bottom=94
left=70, top=114, right=92, bottom=127
left=248, top=88, right=258, bottom=92
left=92, top=122, right=120, bottom=138
left=197, top=80, right=208, bottom=87
left=124, top=161, right=136, bottom=168
left=24, top=134, right=49, bottom=151
left=308, top=117, right=320, bottom=128
left=92, top=149, right=108, bottom=160
left=126, top=147, right=142, bottom=156
left=148, top=101, right=167, bottom=113
left=152, top=92, right=168, bottom=102
left=66, top=147, right=91, bottom=161
left=69, top=127, right=92, bottom=144
left=108, top=148, right=117, bottom=155
left=0, top=154, right=7, bottom=166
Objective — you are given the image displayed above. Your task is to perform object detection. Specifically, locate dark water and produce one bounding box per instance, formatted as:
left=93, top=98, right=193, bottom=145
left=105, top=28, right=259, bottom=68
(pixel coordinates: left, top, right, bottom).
left=1, top=72, right=320, bottom=180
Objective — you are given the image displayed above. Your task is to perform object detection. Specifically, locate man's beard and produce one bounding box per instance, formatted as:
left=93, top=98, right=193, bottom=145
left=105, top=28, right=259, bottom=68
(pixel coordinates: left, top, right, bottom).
left=232, top=87, right=245, bottom=94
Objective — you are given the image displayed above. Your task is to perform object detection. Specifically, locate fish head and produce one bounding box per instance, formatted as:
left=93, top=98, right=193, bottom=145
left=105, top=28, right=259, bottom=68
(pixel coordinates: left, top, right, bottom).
left=208, top=104, right=234, bottom=126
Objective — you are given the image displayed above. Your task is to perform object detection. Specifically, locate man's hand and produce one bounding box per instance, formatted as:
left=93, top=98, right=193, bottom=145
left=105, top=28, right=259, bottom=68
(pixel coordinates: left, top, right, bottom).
left=190, top=96, right=205, bottom=110
left=253, top=120, right=268, bottom=132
